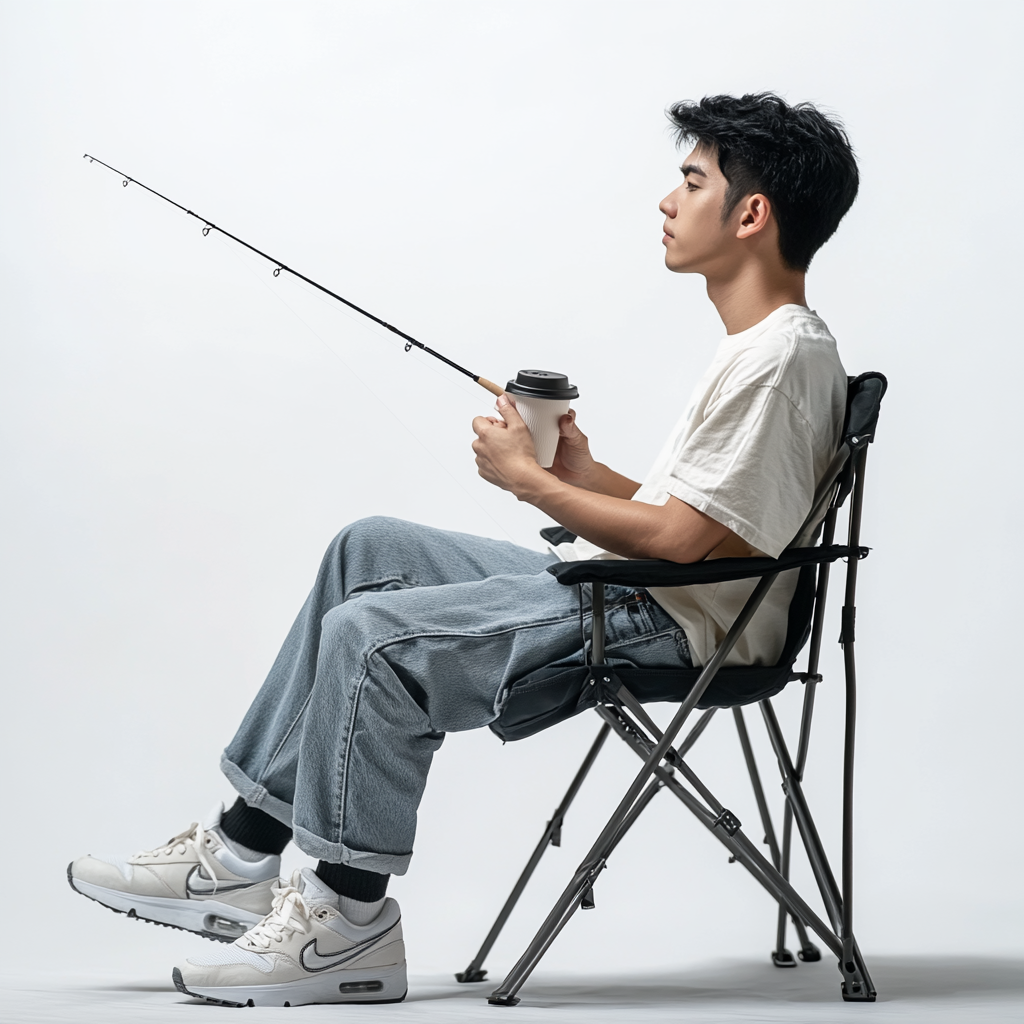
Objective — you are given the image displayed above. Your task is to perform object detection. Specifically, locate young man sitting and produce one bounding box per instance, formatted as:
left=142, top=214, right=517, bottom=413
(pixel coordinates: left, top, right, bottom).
left=69, top=92, right=859, bottom=1008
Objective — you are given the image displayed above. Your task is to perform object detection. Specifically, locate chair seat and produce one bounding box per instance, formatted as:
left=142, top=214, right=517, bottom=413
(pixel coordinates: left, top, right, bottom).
left=490, top=660, right=793, bottom=742
left=492, top=555, right=820, bottom=743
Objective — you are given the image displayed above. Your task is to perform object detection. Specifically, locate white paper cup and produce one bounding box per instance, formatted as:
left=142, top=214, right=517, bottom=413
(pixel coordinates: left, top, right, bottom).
left=503, top=369, right=580, bottom=468
left=512, top=394, right=572, bottom=468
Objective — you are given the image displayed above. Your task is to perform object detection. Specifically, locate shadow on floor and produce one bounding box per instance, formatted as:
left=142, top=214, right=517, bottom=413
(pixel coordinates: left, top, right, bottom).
left=407, top=955, right=1024, bottom=1006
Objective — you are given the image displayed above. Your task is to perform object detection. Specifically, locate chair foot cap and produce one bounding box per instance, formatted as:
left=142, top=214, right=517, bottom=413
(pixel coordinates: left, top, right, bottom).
left=841, top=982, right=876, bottom=1002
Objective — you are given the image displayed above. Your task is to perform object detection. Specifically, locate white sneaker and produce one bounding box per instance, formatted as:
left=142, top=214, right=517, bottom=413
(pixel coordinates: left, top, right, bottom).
left=173, top=868, right=407, bottom=1007
left=68, top=804, right=280, bottom=942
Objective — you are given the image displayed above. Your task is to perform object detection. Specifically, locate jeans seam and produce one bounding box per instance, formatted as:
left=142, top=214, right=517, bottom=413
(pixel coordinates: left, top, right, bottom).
left=336, top=654, right=372, bottom=848
left=258, top=689, right=315, bottom=786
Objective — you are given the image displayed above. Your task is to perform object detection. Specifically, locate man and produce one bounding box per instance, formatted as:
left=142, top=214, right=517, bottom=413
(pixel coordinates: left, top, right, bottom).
left=69, top=93, right=858, bottom=1007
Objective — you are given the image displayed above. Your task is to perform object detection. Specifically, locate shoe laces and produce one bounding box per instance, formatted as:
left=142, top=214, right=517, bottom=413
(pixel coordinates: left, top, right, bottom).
left=136, top=822, right=222, bottom=892
left=244, top=871, right=311, bottom=950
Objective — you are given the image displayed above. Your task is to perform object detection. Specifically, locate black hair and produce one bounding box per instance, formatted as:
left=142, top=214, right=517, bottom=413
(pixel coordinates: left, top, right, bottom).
left=667, top=93, right=858, bottom=271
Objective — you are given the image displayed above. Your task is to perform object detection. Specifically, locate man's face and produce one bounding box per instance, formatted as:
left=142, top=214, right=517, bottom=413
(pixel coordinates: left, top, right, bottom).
left=659, top=145, right=735, bottom=274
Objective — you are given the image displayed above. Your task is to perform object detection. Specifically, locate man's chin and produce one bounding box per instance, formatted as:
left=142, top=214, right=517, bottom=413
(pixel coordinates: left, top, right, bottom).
left=664, top=255, right=695, bottom=274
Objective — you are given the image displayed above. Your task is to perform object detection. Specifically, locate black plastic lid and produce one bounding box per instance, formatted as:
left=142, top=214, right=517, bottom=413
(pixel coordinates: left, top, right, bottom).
left=504, top=369, right=579, bottom=400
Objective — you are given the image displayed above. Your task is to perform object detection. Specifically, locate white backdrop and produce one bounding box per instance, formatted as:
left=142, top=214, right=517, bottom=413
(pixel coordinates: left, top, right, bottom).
left=1, top=0, right=1022, bottom=986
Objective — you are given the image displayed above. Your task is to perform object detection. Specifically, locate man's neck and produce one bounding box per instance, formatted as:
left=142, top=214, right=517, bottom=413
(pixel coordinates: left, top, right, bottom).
left=705, top=260, right=807, bottom=335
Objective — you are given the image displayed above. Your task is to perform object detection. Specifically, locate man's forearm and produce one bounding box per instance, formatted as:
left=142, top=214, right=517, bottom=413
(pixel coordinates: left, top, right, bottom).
left=519, top=466, right=719, bottom=563
left=574, top=462, right=641, bottom=500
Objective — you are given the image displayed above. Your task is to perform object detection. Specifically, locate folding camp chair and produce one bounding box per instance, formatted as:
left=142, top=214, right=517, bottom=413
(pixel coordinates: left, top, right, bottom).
left=455, top=371, right=887, bottom=1005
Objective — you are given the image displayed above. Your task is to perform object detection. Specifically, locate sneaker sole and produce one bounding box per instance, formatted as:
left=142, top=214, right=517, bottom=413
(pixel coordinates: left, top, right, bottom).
left=172, top=963, right=408, bottom=1007
left=67, top=863, right=264, bottom=942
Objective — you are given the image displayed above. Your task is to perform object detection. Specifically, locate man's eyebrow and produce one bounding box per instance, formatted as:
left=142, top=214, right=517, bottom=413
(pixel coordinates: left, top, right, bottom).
left=680, top=163, right=707, bottom=178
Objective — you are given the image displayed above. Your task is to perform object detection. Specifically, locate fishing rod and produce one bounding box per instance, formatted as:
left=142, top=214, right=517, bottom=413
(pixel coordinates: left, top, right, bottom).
left=83, top=154, right=505, bottom=397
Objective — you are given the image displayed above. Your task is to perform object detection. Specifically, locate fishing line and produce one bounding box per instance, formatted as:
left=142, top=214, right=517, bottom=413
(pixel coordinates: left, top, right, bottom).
left=83, top=154, right=505, bottom=397
left=212, top=233, right=520, bottom=544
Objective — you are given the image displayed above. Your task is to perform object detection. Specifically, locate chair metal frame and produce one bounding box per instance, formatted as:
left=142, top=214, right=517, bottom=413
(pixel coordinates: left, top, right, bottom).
left=455, top=373, right=886, bottom=1006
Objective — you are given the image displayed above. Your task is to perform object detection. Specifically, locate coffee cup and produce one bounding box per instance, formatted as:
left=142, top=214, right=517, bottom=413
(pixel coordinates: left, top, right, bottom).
left=504, top=369, right=580, bottom=468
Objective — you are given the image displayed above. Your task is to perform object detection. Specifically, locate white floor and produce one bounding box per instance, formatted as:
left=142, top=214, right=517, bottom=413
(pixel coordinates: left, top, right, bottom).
left=4, top=957, right=1023, bottom=1024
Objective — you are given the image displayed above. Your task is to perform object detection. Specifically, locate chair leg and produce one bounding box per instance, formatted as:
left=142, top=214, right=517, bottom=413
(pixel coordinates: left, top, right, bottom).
left=775, top=805, right=821, bottom=962
left=788, top=669, right=825, bottom=964
left=487, top=773, right=664, bottom=1006
left=617, top=735, right=842, bottom=962
left=732, top=706, right=821, bottom=967
left=838, top=460, right=874, bottom=1002
left=593, top=701, right=841, bottom=962
left=774, top=806, right=793, bottom=960
left=600, top=684, right=832, bottom=974
left=588, top=703, right=845, bottom=972
left=488, top=574, right=781, bottom=1006
left=760, top=700, right=843, bottom=931
left=732, top=707, right=798, bottom=967
left=760, top=699, right=875, bottom=1001
left=455, top=722, right=612, bottom=983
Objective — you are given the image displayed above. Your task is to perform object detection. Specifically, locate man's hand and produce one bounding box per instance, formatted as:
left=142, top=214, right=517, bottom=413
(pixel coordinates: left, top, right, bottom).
left=547, top=409, right=598, bottom=487
left=472, top=395, right=545, bottom=496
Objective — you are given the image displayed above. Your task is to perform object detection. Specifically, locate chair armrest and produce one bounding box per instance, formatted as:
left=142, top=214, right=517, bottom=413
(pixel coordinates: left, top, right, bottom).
left=545, top=545, right=866, bottom=588
left=539, top=525, right=578, bottom=546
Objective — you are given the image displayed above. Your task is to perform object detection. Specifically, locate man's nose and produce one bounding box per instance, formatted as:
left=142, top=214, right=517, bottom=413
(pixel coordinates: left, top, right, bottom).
left=659, top=195, right=676, bottom=217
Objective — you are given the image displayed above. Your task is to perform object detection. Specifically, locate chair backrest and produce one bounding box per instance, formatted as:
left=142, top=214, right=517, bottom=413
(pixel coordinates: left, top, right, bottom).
left=844, top=371, right=887, bottom=449
left=611, top=373, right=887, bottom=715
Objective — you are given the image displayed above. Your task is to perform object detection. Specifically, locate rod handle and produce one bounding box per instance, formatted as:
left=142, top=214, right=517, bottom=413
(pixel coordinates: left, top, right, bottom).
left=476, top=376, right=505, bottom=397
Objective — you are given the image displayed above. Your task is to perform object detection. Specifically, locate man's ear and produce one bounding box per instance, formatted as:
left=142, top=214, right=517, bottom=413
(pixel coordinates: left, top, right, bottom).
left=734, top=193, right=773, bottom=240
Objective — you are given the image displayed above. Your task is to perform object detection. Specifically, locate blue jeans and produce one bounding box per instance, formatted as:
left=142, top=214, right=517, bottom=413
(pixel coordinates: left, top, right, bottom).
left=222, top=517, right=692, bottom=874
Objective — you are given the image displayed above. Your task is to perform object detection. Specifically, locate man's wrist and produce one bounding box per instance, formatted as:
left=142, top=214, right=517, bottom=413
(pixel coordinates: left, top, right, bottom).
left=514, top=462, right=566, bottom=506
left=551, top=459, right=603, bottom=492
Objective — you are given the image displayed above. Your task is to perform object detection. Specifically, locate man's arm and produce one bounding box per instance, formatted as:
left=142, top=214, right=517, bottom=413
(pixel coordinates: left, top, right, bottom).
left=472, top=397, right=731, bottom=564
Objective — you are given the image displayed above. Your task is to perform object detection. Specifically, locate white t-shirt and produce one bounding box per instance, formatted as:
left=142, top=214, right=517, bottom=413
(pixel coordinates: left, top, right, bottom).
left=555, top=304, right=847, bottom=668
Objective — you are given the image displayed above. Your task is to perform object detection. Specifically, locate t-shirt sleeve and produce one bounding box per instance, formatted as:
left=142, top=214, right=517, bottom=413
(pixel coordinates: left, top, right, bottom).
left=662, top=383, right=816, bottom=558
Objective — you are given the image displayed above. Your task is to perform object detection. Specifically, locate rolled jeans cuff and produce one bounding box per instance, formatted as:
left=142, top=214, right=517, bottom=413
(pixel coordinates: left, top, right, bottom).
left=292, top=825, right=413, bottom=876
left=220, top=752, right=414, bottom=875
left=220, top=752, right=296, bottom=830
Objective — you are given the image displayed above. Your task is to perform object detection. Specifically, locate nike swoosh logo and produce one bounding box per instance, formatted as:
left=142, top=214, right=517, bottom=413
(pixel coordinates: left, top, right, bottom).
left=299, top=928, right=393, bottom=973
left=185, top=865, right=253, bottom=899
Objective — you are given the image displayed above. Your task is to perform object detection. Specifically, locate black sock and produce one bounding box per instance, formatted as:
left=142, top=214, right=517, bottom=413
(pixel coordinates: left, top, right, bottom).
left=219, top=797, right=293, bottom=856
left=315, top=861, right=389, bottom=903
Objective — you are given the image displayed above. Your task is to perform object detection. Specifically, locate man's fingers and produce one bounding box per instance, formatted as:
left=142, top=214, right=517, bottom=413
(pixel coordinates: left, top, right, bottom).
left=495, top=393, right=526, bottom=427
left=559, top=413, right=588, bottom=447
left=473, top=414, right=509, bottom=436
left=473, top=415, right=505, bottom=437
left=559, top=410, right=584, bottom=433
